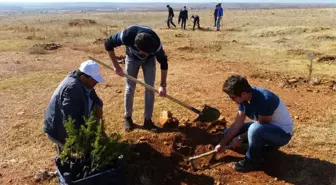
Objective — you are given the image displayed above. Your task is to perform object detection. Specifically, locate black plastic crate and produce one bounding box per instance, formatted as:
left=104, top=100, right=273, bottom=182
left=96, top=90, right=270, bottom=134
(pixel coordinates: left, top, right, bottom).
left=55, top=156, right=124, bottom=185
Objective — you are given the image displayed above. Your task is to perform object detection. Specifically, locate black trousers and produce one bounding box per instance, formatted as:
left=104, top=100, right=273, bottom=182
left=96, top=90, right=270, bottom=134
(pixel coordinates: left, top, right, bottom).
left=181, top=18, right=187, bottom=29
left=167, top=16, right=176, bottom=28
left=193, top=17, right=200, bottom=30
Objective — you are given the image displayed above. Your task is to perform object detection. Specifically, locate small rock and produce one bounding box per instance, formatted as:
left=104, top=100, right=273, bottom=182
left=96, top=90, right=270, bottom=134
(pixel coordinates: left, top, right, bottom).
left=115, top=89, right=122, bottom=93
left=309, top=77, right=321, bottom=85
left=139, top=136, right=146, bottom=141
left=294, top=116, right=299, bottom=120
left=137, top=137, right=147, bottom=143
left=17, top=111, right=25, bottom=115
left=8, top=179, right=13, bottom=183
left=163, top=141, right=169, bottom=146
left=332, top=81, right=336, bottom=91
left=307, top=89, right=313, bottom=92
left=315, top=89, right=320, bottom=93
left=274, top=177, right=278, bottom=181
left=9, top=159, right=17, bottom=163
left=216, top=182, right=221, bottom=185
left=288, top=78, right=298, bottom=84
left=34, top=170, right=51, bottom=182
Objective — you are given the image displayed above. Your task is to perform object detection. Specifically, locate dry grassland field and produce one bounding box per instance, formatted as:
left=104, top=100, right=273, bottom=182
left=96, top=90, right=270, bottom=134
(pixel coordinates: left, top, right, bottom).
left=0, top=6, right=336, bottom=185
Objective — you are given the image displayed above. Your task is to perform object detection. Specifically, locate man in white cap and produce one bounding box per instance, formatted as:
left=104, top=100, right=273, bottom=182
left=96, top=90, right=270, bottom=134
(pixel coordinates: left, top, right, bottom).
left=44, top=60, right=104, bottom=153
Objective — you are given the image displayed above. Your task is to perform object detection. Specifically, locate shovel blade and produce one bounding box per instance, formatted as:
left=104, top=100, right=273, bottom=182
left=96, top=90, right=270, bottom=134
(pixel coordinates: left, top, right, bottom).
left=196, top=105, right=220, bottom=122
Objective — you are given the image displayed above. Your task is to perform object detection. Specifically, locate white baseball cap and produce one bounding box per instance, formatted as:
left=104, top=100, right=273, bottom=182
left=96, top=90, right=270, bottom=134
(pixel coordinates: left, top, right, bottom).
left=79, top=60, right=104, bottom=83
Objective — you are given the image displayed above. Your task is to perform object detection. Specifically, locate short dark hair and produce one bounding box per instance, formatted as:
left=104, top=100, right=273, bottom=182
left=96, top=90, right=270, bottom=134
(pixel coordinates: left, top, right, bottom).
left=135, top=32, right=157, bottom=54
left=223, top=75, right=252, bottom=96
left=76, top=69, right=90, bottom=78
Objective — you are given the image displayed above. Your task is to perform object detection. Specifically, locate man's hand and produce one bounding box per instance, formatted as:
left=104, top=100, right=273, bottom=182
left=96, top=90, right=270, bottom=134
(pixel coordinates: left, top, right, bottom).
left=114, top=66, right=124, bottom=77
left=215, top=144, right=227, bottom=153
left=95, top=105, right=103, bottom=120
left=159, top=86, right=167, bottom=97
left=232, top=136, right=243, bottom=149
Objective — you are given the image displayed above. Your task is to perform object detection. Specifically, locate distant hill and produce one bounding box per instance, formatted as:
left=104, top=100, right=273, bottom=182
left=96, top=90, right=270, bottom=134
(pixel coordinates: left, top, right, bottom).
left=0, top=2, right=335, bottom=14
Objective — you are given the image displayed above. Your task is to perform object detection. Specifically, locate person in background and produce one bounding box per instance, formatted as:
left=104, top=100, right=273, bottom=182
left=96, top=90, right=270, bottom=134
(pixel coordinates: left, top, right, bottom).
left=166, top=5, right=176, bottom=28
left=191, top=14, right=200, bottom=31
left=216, top=3, right=223, bottom=31
left=214, top=4, right=219, bottom=27
left=178, top=6, right=188, bottom=30
left=44, top=60, right=104, bottom=153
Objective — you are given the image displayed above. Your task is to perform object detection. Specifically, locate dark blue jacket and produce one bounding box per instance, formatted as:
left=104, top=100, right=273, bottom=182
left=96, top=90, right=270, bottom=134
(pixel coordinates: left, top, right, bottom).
left=104, top=25, right=168, bottom=70
left=217, top=7, right=223, bottom=17
left=43, top=71, right=103, bottom=144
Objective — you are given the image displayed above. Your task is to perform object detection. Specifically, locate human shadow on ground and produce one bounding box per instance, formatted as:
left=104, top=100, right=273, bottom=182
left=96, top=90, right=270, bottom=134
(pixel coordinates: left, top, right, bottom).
left=124, top=143, right=214, bottom=185
left=263, top=150, right=336, bottom=185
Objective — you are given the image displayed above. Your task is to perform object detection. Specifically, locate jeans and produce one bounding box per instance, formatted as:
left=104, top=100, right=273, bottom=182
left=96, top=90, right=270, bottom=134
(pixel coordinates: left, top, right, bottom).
left=125, top=55, right=156, bottom=119
left=224, top=122, right=292, bottom=164
left=216, top=16, right=222, bottom=30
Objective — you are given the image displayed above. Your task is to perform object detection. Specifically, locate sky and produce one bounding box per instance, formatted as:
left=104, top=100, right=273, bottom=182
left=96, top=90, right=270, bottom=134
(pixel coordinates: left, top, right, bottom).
left=0, top=0, right=335, bottom=3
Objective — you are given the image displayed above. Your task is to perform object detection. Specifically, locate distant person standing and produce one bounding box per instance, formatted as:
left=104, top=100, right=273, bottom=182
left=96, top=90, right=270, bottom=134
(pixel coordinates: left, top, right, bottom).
left=178, top=6, right=188, bottom=30
left=191, top=15, right=200, bottom=31
left=216, top=3, right=223, bottom=31
left=166, top=5, right=176, bottom=28
left=214, top=4, right=219, bottom=27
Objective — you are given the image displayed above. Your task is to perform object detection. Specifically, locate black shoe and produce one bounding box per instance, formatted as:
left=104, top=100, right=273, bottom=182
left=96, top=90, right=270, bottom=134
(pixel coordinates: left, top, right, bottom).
left=124, top=116, right=134, bottom=132
left=143, top=118, right=159, bottom=132
left=232, top=158, right=261, bottom=172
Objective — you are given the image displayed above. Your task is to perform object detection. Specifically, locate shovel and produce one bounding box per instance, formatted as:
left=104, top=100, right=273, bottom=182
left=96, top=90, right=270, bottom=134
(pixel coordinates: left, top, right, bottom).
left=188, top=144, right=232, bottom=171
left=88, top=56, right=220, bottom=122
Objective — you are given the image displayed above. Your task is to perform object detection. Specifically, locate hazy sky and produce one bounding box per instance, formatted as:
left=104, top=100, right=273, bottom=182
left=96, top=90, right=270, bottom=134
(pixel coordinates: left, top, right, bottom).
left=0, top=0, right=335, bottom=3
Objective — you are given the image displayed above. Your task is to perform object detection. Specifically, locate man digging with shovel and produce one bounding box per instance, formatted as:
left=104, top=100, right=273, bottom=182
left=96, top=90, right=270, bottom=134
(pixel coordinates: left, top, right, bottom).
left=215, top=75, right=293, bottom=172
left=105, top=25, right=168, bottom=132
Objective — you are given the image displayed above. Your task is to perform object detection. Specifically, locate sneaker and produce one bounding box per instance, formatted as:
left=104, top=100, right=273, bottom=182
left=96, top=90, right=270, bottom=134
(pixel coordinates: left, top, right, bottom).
left=143, top=118, right=159, bottom=132
left=232, top=158, right=261, bottom=172
left=124, top=116, right=134, bottom=132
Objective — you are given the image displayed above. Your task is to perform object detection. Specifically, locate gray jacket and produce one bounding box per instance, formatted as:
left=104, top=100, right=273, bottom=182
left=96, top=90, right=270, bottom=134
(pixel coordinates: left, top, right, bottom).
left=43, top=71, right=103, bottom=144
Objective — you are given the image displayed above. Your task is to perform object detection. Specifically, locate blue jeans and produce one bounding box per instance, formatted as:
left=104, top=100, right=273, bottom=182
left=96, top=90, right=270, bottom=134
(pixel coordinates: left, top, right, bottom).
left=224, top=122, right=292, bottom=164
left=216, top=16, right=222, bottom=30
left=125, top=55, right=156, bottom=119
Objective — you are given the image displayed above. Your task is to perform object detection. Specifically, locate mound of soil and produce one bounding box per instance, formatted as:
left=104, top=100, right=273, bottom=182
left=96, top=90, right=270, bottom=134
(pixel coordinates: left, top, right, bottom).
left=68, top=19, right=97, bottom=26
left=122, top=119, right=227, bottom=185
left=30, top=43, right=61, bottom=51
left=93, top=38, right=106, bottom=45
left=317, top=56, right=336, bottom=63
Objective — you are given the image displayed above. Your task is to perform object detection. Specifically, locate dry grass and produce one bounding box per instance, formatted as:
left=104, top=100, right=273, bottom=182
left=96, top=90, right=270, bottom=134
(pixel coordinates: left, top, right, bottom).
left=0, top=7, right=335, bottom=185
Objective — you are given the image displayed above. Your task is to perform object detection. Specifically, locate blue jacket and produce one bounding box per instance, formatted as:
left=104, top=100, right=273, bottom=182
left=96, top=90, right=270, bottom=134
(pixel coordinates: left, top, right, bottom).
left=104, top=25, right=168, bottom=70
left=217, top=7, right=223, bottom=17
left=43, top=71, right=103, bottom=144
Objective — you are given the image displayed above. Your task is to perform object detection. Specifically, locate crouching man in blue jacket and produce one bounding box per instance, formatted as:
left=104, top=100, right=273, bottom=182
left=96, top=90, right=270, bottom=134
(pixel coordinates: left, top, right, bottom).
left=44, top=60, right=104, bottom=153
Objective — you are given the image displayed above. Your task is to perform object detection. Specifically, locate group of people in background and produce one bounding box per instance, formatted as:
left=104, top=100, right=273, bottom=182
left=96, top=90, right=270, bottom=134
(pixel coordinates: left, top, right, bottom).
left=166, top=3, right=223, bottom=31
left=166, top=5, right=201, bottom=31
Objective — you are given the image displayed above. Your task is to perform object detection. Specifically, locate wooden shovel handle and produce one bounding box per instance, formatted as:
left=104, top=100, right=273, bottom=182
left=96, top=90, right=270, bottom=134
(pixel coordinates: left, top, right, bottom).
left=188, top=144, right=232, bottom=161
left=88, top=56, right=202, bottom=115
